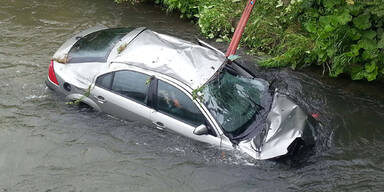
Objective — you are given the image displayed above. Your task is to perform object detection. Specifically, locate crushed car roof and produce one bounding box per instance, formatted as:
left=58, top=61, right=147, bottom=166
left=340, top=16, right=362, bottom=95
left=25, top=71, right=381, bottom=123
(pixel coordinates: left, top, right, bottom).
left=111, top=29, right=226, bottom=89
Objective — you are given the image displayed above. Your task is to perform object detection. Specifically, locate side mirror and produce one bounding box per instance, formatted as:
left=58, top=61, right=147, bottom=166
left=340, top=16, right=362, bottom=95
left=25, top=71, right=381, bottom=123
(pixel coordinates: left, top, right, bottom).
left=193, top=124, right=209, bottom=136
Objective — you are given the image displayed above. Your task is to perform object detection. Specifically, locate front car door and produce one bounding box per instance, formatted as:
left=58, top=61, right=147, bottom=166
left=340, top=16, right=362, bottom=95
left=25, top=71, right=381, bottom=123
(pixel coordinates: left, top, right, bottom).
left=150, top=79, right=223, bottom=146
left=91, top=70, right=153, bottom=125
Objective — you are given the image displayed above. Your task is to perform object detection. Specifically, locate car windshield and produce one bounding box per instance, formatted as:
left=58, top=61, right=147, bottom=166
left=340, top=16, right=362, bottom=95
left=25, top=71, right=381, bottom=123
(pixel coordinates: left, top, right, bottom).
left=68, top=27, right=134, bottom=63
left=202, top=70, right=270, bottom=137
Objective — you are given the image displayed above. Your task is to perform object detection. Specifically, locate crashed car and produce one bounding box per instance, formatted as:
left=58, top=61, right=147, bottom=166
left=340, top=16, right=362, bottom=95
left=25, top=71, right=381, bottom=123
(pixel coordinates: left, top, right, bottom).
left=46, top=26, right=317, bottom=160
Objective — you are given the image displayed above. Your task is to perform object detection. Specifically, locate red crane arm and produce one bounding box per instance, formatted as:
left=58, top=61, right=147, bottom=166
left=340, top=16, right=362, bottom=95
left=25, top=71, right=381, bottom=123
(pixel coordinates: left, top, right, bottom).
left=225, top=0, right=256, bottom=57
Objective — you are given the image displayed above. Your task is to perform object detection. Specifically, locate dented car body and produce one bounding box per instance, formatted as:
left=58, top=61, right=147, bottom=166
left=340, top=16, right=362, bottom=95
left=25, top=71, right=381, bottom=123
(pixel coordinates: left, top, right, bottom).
left=46, top=26, right=316, bottom=160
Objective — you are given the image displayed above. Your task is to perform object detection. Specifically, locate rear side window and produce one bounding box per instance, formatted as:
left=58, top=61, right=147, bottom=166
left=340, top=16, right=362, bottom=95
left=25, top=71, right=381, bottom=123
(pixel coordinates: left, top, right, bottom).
left=157, top=80, right=205, bottom=127
left=68, top=27, right=134, bottom=63
left=96, top=73, right=114, bottom=89
left=111, top=70, right=150, bottom=105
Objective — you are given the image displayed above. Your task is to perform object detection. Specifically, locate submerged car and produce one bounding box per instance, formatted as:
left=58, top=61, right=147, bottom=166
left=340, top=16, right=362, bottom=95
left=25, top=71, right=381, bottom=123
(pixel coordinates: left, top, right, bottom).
left=46, top=26, right=317, bottom=160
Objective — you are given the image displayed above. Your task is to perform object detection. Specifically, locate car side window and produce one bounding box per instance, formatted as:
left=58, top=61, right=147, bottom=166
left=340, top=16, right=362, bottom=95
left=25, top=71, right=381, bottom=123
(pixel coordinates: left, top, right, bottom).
left=110, top=70, right=150, bottom=105
left=157, top=80, right=205, bottom=127
left=96, top=72, right=114, bottom=89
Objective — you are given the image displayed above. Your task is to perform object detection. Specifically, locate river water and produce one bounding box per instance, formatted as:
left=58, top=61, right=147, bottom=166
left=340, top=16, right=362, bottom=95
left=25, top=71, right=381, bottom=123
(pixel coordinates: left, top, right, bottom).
left=0, top=0, right=383, bottom=191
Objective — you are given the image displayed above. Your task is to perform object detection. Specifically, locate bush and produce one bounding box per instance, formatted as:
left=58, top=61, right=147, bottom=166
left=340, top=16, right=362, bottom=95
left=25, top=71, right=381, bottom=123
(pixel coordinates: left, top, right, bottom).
left=198, top=0, right=243, bottom=40
left=278, top=0, right=384, bottom=81
left=161, top=0, right=200, bottom=19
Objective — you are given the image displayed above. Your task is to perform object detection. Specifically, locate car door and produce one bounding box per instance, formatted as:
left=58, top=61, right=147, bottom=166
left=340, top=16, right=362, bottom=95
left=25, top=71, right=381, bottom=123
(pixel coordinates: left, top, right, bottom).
left=91, top=70, right=152, bottom=125
left=150, top=79, right=223, bottom=146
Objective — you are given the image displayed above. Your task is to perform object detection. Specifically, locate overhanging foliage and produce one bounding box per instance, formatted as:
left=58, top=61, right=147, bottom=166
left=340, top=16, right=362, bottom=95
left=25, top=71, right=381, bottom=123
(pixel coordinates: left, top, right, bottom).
left=115, top=0, right=384, bottom=81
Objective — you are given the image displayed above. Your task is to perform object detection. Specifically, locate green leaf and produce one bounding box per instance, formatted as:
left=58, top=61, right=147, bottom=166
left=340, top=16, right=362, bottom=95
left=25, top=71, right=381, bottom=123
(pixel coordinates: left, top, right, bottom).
left=361, top=50, right=374, bottom=60
left=346, top=45, right=360, bottom=57
left=346, top=0, right=355, bottom=5
left=330, top=54, right=348, bottom=77
left=350, top=62, right=379, bottom=81
left=347, top=28, right=362, bottom=40
left=351, top=71, right=365, bottom=80
left=323, top=0, right=339, bottom=9
left=338, top=11, right=352, bottom=25
left=323, top=24, right=335, bottom=32
left=365, top=61, right=377, bottom=73
left=145, top=78, right=151, bottom=85
left=276, top=0, right=283, bottom=8
left=216, top=37, right=224, bottom=42
left=353, top=14, right=371, bottom=30
left=192, top=86, right=205, bottom=102
left=365, top=61, right=379, bottom=81
left=358, top=38, right=377, bottom=50
left=319, top=16, right=332, bottom=26
left=378, top=33, right=384, bottom=48
left=327, top=47, right=337, bottom=57
left=362, top=30, right=376, bottom=40
left=349, top=65, right=364, bottom=80
left=304, top=21, right=317, bottom=33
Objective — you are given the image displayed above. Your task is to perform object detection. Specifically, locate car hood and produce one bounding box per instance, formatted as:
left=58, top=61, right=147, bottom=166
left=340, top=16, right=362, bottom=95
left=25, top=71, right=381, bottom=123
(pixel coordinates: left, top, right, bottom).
left=238, top=92, right=317, bottom=160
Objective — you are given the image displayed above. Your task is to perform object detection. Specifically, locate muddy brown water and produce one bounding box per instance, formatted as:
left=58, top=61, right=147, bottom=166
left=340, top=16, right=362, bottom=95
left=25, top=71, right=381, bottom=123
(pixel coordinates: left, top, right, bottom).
left=1, top=0, right=384, bottom=191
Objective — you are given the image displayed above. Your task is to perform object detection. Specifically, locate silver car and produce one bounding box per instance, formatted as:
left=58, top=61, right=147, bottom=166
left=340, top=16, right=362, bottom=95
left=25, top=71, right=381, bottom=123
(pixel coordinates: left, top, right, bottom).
left=46, top=26, right=317, bottom=160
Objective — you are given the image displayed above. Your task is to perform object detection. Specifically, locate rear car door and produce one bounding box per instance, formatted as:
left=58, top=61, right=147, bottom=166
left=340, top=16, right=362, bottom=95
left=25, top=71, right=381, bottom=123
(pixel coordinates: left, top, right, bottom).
left=91, top=70, right=152, bottom=125
left=150, top=79, right=222, bottom=145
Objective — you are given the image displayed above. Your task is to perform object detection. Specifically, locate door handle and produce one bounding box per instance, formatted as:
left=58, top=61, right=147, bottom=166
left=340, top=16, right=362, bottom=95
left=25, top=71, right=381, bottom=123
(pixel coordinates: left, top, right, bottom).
left=153, top=121, right=165, bottom=130
left=96, top=95, right=107, bottom=104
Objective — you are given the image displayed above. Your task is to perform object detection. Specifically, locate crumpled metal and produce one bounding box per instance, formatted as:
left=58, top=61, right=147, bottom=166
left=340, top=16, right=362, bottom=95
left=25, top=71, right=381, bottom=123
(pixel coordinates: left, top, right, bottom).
left=112, top=30, right=226, bottom=89
left=249, top=92, right=316, bottom=159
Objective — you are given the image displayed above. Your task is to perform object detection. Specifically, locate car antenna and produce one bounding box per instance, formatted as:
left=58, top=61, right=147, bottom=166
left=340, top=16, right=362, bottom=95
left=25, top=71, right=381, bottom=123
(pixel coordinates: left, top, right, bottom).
left=225, top=0, right=256, bottom=62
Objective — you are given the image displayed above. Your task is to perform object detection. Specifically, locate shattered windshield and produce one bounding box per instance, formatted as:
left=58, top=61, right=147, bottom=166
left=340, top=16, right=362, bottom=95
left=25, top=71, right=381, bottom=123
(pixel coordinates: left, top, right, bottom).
left=202, top=70, right=271, bottom=138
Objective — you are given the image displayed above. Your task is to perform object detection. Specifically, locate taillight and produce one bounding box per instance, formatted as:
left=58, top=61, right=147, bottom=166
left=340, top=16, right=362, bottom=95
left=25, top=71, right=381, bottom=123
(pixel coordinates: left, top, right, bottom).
left=48, top=60, right=59, bottom=86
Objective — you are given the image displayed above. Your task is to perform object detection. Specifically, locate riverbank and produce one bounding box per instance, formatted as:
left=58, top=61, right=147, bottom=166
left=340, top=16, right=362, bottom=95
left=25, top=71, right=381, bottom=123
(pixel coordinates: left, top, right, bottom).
left=116, top=0, right=384, bottom=82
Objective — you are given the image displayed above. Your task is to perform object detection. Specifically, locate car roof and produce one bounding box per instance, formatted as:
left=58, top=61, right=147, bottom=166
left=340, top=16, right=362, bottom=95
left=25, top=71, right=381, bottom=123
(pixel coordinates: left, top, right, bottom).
left=111, top=29, right=226, bottom=90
